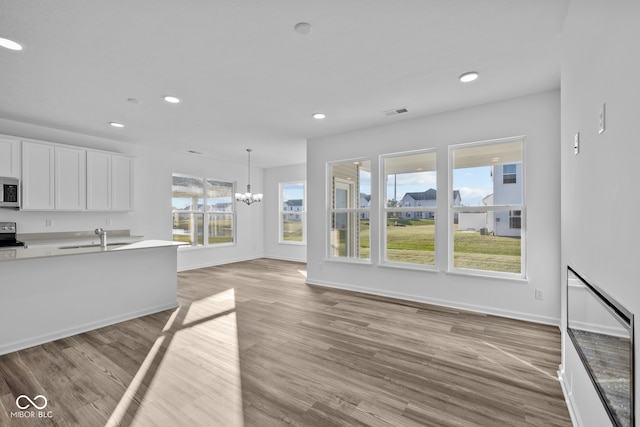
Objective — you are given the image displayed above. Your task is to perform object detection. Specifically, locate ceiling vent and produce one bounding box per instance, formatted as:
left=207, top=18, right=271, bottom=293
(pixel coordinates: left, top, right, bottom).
left=383, top=107, right=408, bottom=116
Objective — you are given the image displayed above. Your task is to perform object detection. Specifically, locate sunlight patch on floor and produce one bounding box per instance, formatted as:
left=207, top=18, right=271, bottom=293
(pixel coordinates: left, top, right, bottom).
left=106, top=289, right=245, bottom=427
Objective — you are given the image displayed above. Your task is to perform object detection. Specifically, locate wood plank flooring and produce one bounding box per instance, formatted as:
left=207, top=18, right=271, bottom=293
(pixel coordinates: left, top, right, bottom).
left=0, top=259, right=571, bottom=426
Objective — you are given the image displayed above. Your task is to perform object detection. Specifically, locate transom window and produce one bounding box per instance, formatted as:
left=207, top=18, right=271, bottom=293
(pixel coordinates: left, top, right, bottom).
left=172, top=174, right=235, bottom=246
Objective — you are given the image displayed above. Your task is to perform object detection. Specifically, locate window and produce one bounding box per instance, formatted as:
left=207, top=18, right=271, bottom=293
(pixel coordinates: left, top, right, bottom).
left=382, top=150, right=437, bottom=267
left=503, top=164, right=517, bottom=184
left=172, top=174, right=235, bottom=246
left=328, top=160, right=371, bottom=261
left=280, top=182, right=305, bottom=244
left=509, top=210, right=521, bottom=229
left=451, top=137, right=525, bottom=277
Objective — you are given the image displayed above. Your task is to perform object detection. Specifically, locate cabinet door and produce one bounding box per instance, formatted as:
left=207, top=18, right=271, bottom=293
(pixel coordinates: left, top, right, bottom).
left=22, top=142, right=55, bottom=210
left=86, top=151, right=111, bottom=211
left=112, top=155, right=133, bottom=211
left=0, top=137, right=20, bottom=177
left=55, top=146, right=86, bottom=210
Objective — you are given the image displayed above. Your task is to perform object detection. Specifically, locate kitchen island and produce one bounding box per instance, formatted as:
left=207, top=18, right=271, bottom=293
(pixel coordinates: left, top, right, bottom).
left=0, top=240, right=181, bottom=355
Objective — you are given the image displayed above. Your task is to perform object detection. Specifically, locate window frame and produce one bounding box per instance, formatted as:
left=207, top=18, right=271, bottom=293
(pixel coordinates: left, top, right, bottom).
left=279, top=181, right=306, bottom=245
left=380, top=148, right=438, bottom=270
left=171, top=173, right=236, bottom=248
left=448, top=136, right=527, bottom=280
left=326, top=158, right=372, bottom=264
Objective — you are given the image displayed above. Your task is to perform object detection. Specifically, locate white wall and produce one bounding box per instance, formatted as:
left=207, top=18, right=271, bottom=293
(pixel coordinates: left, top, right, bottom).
left=560, top=1, right=640, bottom=425
left=307, top=90, right=561, bottom=324
left=263, top=163, right=307, bottom=262
left=0, top=119, right=264, bottom=271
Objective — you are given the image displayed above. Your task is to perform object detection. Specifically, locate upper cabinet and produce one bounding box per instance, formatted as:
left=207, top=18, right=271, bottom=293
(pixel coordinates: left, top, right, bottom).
left=19, top=137, right=134, bottom=212
left=22, top=141, right=55, bottom=210
left=86, top=151, right=111, bottom=211
left=0, top=137, right=20, bottom=178
left=86, top=151, right=134, bottom=211
left=112, top=154, right=134, bottom=211
left=55, top=146, right=86, bottom=211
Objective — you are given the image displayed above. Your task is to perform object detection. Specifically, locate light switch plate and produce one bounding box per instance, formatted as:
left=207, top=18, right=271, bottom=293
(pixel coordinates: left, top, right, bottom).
left=598, top=103, right=606, bottom=134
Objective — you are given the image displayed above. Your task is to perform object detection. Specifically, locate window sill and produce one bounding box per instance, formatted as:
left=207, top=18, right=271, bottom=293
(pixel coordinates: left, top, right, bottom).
left=278, top=241, right=307, bottom=246
left=446, top=268, right=528, bottom=283
left=378, top=262, right=439, bottom=273
left=325, top=257, right=372, bottom=266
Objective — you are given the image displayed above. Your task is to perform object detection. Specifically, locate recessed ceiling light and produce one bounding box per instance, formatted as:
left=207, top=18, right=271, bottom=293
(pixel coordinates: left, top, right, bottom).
left=0, top=37, right=23, bottom=51
left=109, top=122, right=125, bottom=128
left=491, top=157, right=500, bottom=162
left=163, top=96, right=180, bottom=104
left=294, top=22, right=313, bottom=35
left=459, top=71, right=479, bottom=83
left=312, top=113, right=326, bottom=120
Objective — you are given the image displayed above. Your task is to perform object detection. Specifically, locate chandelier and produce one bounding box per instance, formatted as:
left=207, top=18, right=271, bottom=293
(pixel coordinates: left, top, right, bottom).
left=235, top=148, right=263, bottom=205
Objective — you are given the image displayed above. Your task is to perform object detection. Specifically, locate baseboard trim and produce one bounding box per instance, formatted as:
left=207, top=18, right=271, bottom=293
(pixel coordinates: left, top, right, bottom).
left=305, top=278, right=560, bottom=327
left=0, top=302, right=178, bottom=356
left=558, top=366, right=581, bottom=427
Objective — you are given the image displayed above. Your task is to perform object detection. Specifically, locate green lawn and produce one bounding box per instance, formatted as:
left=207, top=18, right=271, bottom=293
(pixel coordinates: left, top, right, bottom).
left=282, top=219, right=303, bottom=242
left=352, top=219, right=521, bottom=273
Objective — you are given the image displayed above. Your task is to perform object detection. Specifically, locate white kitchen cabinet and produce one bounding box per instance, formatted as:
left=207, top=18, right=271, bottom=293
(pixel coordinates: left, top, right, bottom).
left=112, top=154, right=134, bottom=211
left=86, top=151, right=112, bottom=211
left=86, top=151, right=134, bottom=211
left=55, top=146, right=86, bottom=210
left=0, top=137, right=20, bottom=178
left=21, top=141, right=55, bottom=210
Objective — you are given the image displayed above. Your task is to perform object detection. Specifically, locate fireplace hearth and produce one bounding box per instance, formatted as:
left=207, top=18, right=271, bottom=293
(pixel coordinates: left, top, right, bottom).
left=567, top=266, right=634, bottom=427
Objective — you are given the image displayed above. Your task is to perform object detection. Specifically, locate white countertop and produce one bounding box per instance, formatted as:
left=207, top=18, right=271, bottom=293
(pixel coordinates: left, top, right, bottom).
left=0, top=240, right=184, bottom=262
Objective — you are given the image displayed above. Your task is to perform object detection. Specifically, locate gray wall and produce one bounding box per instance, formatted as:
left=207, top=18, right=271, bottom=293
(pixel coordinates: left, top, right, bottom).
left=307, top=90, right=561, bottom=324
left=263, top=163, right=307, bottom=262
left=560, top=0, right=640, bottom=425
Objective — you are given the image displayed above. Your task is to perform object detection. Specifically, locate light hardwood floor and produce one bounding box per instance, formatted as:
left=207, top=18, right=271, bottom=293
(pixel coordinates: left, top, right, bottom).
left=0, top=259, right=571, bottom=426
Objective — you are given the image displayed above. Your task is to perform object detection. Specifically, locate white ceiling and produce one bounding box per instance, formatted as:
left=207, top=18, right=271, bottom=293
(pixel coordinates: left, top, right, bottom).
left=0, top=0, right=569, bottom=168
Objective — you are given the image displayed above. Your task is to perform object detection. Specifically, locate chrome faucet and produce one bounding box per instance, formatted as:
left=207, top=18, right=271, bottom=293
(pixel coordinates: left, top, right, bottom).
left=95, top=228, right=107, bottom=248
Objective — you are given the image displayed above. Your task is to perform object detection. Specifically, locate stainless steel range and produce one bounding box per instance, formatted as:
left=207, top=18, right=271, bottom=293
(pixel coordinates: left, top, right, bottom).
left=0, top=222, right=25, bottom=247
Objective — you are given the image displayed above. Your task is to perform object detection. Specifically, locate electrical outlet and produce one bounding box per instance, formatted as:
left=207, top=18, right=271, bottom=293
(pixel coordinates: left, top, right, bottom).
left=574, top=132, right=580, bottom=155
left=105, top=218, right=112, bottom=226
left=535, top=289, right=544, bottom=300
left=45, top=218, right=53, bottom=227
left=598, top=103, right=606, bottom=134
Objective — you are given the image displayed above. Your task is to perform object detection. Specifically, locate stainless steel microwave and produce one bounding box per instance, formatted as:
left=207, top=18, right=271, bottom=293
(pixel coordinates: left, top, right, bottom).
left=0, top=177, right=20, bottom=208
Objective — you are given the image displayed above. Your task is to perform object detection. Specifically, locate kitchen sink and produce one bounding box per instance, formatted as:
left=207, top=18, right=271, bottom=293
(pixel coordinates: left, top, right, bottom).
left=58, top=242, right=130, bottom=249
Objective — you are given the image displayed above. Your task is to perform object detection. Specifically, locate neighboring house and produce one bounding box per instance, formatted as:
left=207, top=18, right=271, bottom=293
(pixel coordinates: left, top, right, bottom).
left=401, top=189, right=461, bottom=219
left=457, top=163, right=522, bottom=236
left=360, top=193, right=371, bottom=219
left=493, top=163, right=522, bottom=237
left=283, top=199, right=303, bottom=220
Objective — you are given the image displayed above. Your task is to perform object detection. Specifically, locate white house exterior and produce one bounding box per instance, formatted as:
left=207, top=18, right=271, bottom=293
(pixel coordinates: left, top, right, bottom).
left=493, top=163, right=522, bottom=237
left=401, top=189, right=461, bottom=219
left=283, top=199, right=303, bottom=220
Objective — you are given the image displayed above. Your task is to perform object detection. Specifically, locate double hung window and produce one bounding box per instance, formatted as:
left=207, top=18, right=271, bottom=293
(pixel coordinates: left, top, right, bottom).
left=382, top=150, right=437, bottom=267
left=328, top=160, right=371, bottom=260
left=280, top=182, right=305, bottom=243
left=450, top=137, right=525, bottom=277
left=172, top=174, right=235, bottom=246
